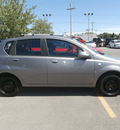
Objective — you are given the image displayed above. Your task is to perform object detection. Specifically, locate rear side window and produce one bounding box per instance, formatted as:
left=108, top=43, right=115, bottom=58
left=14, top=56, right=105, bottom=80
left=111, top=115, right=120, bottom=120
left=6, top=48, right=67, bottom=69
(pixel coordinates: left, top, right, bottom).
left=16, top=39, right=41, bottom=56
left=4, top=41, right=14, bottom=54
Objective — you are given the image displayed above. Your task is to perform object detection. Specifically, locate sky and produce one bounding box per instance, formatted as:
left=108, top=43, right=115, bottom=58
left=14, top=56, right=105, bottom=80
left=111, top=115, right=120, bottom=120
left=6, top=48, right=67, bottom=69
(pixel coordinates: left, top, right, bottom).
left=26, top=0, right=120, bottom=35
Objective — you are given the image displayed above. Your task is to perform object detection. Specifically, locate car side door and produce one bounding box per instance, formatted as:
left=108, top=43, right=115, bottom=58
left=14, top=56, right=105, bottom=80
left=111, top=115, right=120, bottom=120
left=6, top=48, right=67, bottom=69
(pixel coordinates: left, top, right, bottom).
left=45, top=39, right=95, bottom=86
left=5, top=39, right=47, bottom=86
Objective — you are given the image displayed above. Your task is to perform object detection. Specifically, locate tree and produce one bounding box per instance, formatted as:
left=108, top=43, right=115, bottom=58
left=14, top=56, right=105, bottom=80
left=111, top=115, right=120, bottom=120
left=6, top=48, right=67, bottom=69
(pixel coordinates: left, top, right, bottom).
left=32, top=18, right=54, bottom=34
left=0, top=0, right=36, bottom=39
left=98, top=32, right=119, bottom=39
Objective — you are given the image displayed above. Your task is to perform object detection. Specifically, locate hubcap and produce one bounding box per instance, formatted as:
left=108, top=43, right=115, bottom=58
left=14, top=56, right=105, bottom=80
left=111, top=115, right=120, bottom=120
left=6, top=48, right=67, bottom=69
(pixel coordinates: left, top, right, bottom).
left=104, top=79, right=118, bottom=93
left=2, top=80, right=15, bottom=93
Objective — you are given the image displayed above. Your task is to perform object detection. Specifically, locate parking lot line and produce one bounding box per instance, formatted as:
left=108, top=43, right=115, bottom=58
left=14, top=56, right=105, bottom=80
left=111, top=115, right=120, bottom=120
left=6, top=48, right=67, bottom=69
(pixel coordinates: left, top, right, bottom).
left=98, top=96, right=116, bottom=118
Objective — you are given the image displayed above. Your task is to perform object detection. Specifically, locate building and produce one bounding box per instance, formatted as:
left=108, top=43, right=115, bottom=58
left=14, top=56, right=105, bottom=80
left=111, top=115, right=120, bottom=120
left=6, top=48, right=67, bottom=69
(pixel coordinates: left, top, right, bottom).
left=74, top=33, right=97, bottom=41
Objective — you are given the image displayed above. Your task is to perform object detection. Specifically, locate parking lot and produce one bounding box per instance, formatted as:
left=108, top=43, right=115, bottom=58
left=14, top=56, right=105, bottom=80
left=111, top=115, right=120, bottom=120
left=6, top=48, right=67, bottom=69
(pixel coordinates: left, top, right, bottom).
left=0, top=47, right=120, bottom=130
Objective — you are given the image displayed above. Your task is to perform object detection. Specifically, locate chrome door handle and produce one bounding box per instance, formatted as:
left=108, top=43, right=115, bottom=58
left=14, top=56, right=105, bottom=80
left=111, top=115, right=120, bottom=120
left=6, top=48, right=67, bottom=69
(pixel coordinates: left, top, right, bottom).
left=52, top=60, right=58, bottom=63
left=12, top=59, right=19, bottom=62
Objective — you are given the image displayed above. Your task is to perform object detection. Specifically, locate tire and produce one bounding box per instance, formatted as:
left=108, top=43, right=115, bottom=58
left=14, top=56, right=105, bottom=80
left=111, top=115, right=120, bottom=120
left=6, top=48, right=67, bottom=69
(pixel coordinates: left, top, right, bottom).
left=97, top=75, right=120, bottom=96
left=0, top=76, right=22, bottom=96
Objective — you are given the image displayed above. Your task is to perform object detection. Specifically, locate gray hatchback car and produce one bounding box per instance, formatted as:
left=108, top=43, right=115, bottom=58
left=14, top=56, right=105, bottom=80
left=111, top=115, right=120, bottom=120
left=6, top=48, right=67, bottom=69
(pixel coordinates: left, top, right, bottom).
left=0, top=35, right=120, bottom=96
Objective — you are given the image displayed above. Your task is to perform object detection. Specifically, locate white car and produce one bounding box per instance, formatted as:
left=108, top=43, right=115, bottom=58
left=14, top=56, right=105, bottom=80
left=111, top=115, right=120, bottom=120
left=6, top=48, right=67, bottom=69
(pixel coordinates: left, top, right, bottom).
left=109, top=40, right=120, bottom=48
left=85, top=41, right=96, bottom=48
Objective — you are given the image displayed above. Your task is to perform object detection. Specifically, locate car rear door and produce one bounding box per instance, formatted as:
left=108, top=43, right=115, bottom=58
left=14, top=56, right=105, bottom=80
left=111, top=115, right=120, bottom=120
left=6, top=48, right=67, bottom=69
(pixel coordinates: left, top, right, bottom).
left=6, top=39, right=47, bottom=86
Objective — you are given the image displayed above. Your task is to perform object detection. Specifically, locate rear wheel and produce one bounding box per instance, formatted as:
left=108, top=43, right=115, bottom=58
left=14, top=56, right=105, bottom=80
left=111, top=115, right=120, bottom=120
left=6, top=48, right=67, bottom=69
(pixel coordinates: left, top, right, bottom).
left=97, top=74, right=120, bottom=96
left=0, top=76, right=22, bottom=96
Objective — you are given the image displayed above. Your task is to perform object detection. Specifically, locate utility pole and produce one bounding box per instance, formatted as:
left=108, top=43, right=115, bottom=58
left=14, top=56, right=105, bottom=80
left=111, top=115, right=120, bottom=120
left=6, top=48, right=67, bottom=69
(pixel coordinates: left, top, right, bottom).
left=67, top=2, right=76, bottom=37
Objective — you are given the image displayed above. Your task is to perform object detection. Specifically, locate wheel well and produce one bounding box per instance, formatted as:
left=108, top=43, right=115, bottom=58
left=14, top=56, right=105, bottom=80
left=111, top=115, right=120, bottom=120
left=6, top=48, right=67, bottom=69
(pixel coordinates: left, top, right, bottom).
left=96, top=71, right=120, bottom=87
left=0, top=73, right=22, bottom=86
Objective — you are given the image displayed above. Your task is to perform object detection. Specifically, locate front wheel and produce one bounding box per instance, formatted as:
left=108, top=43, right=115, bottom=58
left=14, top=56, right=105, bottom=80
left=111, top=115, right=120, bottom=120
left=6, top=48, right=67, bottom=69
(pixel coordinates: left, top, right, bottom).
left=97, top=75, right=120, bottom=96
left=0, top=76, right=22, bottom=96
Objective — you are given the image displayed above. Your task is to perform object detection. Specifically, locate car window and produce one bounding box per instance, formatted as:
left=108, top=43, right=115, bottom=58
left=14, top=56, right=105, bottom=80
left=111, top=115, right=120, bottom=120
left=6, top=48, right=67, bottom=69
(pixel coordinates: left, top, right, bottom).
left=47, top=39, right=83, bottom=57
left=4, top=41, right=14, bottom=54
left=16, top=39, right=41, bottom=56
left=111, top=40, right=114, bottom=43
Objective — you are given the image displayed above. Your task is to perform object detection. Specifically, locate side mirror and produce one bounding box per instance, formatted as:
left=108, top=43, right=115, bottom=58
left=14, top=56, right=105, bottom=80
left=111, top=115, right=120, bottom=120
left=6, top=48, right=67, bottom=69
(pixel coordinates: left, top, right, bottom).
left=78, top=51, right=90, bottom=59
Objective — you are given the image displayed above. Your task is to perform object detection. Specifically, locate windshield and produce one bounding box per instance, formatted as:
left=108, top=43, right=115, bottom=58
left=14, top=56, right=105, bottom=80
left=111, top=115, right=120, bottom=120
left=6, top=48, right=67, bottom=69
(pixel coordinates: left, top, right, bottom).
left=88, top=47, right=100, bottom=54
left=65, top=37, right=104, bottom=55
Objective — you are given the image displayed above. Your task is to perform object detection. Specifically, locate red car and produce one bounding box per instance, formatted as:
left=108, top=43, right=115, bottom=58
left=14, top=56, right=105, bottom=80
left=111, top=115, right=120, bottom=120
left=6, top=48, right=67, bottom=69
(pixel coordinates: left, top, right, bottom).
left=92, top=47, right=104, bottom=55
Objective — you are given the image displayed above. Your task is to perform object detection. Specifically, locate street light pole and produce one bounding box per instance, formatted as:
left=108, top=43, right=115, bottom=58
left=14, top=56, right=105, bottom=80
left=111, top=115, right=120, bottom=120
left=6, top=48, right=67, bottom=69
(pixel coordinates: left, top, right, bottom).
left=42, top=14, right=51, bottom=20
left=88, top=13, right=90, bottom=41
left=91, top=22, right=95, bottom=33
left=84, top=13, right=93, bottom=41
left=67, top=2, right=76, bottom=37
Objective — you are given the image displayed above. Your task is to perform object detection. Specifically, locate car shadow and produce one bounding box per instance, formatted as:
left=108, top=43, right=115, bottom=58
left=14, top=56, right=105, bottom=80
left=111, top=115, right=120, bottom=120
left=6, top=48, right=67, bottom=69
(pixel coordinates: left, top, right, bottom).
left=0, top=87, right=119, bottom=97
left=17, top=87, right=97, bottom=97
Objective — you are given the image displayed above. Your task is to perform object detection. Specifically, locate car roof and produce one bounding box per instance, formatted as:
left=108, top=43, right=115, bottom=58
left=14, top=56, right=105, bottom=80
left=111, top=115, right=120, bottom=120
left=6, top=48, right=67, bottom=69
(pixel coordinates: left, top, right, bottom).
left=2, top=35, right=71, bottom=42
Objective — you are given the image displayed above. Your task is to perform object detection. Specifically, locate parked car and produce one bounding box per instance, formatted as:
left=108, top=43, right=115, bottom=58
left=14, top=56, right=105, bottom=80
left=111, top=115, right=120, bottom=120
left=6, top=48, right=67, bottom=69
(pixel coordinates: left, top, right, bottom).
left=0, top=35, right=120, bottom=97
left=109, top=39, right=120, bottom=48
left=85, top=41, right=96, bottom=48
left=93, top=38, right=103, bottom=47
left=75, top=37, right=85, bottom=43
left=79, top=40, right=104, bottom=55
left=92, top=47, right=104, bottom=55
left=104, top=38, right=114, bottom=47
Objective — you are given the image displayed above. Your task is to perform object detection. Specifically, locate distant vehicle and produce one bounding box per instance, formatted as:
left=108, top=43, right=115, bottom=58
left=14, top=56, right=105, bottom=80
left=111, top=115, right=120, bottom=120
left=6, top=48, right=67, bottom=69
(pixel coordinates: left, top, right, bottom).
left=92, top=47, right=104, bottom=55
left=109, top=40, right=120, bottom=48
left=85, top=41, right=96, bottom=48
left=93, top=38, right=103, bottom=47
left=101, top=38, right=105, bottom=46
left=104, top=38, right=114, bottom=47
left=76, top=39, right=104, bottom=55
left=76, top=37, right=85, bottom=43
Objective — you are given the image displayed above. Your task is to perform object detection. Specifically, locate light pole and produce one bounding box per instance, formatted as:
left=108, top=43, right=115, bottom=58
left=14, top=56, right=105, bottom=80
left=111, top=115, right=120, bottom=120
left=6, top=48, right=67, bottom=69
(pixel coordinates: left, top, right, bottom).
left=91, top=22, right=95, bottom=33
left=42, top=14, right=51, bottom=20
left=84, top=13, right=93, bottom=41
left=67, top=2, right=76, bottom=37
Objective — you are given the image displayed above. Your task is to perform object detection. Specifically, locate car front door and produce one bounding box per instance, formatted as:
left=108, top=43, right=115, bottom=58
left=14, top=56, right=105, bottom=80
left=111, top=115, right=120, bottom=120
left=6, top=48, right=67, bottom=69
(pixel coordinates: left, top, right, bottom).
left=46, top=39, right=95, bottom=86
left=6, top=39, right=47, bottom=86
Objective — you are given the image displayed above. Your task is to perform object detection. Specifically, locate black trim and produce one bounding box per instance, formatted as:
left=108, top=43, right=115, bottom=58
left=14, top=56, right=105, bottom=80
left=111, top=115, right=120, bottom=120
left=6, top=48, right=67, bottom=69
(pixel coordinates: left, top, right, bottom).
left=41, top=39, right=49, bottom=56
left=10, top=41, right=17, bottom=55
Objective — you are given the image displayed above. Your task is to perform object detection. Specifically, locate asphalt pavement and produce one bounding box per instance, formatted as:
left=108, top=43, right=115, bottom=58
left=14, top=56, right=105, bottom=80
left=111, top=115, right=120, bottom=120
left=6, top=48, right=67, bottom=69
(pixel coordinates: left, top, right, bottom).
left=0, top=47, right=120, bottom=130
left=101, top=47, right=120, bottom=58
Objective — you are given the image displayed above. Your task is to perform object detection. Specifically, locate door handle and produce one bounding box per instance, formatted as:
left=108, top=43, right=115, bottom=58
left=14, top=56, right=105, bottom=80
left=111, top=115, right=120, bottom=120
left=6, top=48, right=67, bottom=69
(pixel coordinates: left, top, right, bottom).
left=52, top=60, right=58, bottom=63
left=12, top=59, right=19, bottom=62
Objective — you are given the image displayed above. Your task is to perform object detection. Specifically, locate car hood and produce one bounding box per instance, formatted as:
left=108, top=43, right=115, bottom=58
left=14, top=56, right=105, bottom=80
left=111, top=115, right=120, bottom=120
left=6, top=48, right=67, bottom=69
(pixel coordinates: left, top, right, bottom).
left=94, top=53, right=120, bottom=65
left=104, top=54, right=120, bottom=61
